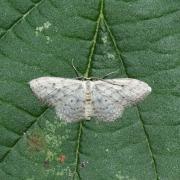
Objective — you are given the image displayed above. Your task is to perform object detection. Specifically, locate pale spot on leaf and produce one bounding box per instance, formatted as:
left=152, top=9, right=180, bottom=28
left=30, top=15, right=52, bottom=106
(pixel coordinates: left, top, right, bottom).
left=116, top=171, right=136, bottom=180
left=107, top=53, right=115, bottom=60
left=46, top=36, right=52, bottom=44
left=102, top=35, right=108, bottom=44
left=105, top=148, right=109, bottom=152
left=35, top=21, right=52, bottom=36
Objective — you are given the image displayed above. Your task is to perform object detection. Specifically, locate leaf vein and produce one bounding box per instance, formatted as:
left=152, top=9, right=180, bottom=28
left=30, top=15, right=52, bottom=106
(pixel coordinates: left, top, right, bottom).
left=110, top=8, right=180, bottom=26
left=0, top=0, right=46, bottom=41
left=0, top=98, right=39, bottom=118
left=103, top=8, right=159, bottom=180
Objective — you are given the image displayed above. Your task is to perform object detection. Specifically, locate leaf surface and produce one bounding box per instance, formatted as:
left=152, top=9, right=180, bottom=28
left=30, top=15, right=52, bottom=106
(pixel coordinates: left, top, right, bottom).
left=0, top=0, right=180, bottom=179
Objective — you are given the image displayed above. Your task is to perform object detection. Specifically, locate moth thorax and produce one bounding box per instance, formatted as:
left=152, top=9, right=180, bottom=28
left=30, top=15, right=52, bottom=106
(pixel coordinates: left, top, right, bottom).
left=84, top=81, right=92, bottom=119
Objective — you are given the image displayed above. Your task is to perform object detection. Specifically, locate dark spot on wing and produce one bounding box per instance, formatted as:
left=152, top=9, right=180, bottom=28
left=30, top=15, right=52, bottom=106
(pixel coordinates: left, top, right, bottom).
left=51, top=95, right=55, bottom=98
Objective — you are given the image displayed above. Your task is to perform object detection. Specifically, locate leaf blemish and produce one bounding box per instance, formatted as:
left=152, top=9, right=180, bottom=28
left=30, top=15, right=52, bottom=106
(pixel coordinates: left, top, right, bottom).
left=116, top=171, right=136, bottom=180
left=107, top=53, right=115, bottom=60
left=43, top=160, right=50, bottom=169
left=105, top=148, right=109, bottom=152
left=58, top=154, right=66, bottom=164
left=35, top=21, right=52, bottom=36
left=80, top=160, right=89, bottom=169
left=26, top=132, right=46, bottom=152
left=102, top=35, right=108, bottom=44
left=46, top=36, right=52, bottom=44
left=46, top=150, right=55, bottom=161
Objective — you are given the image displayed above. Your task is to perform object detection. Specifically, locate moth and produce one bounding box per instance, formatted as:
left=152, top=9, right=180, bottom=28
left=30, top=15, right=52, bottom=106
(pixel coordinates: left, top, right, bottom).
left=29, top=76, right=151, bottom=122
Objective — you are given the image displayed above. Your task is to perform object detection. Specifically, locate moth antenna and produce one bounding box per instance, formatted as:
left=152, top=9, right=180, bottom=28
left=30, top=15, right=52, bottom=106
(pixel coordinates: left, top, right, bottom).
left=102, top=70, right=119, bottom=79
left=90, top=77, right=126, bottom=87
left=72, top=59, right=83, bottom=78
left=74, top=76, right=84, bottom=80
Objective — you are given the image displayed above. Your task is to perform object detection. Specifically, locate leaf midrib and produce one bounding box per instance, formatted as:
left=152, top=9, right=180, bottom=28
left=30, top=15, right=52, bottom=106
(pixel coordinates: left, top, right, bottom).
left=72, top=1, right=104, bottom=179
left=74, top=0, right=159, bottom=179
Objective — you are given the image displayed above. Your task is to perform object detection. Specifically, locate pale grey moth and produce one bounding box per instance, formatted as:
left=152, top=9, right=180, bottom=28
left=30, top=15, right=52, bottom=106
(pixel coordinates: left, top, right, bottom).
left=29, top=77, right=151, bottom=123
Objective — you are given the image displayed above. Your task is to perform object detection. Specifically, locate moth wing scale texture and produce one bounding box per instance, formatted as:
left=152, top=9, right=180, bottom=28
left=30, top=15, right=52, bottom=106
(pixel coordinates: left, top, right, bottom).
left=29, top=77, right=151, bottom=122
left=29, top=77, right=86, bottom=122
left=91, top=78, right=151, bottom=122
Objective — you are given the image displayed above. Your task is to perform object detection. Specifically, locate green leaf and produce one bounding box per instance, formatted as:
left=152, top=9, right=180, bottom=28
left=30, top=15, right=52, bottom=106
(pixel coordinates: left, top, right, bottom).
left=0, top=0, right=180, bottom=179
